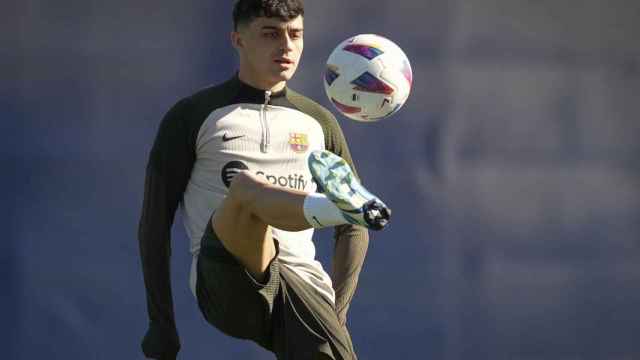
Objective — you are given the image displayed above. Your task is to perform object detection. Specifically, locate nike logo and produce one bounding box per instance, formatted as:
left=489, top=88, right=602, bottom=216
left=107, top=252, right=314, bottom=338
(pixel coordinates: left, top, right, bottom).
left=222, top=133, right=245, bottom=142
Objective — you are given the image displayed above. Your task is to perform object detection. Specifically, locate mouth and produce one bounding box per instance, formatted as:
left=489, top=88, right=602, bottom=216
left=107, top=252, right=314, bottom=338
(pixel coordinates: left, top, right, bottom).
left=274, top=58, right=295, bottom=66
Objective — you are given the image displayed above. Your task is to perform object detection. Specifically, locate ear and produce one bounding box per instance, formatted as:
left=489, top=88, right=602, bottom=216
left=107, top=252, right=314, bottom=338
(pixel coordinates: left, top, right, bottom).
left=231, top=31, right=243, bottom=50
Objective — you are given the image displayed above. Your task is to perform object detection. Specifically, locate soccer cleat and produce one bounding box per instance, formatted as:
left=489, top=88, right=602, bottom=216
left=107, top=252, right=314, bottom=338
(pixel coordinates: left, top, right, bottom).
left=308, top=150, right=391, bottom=230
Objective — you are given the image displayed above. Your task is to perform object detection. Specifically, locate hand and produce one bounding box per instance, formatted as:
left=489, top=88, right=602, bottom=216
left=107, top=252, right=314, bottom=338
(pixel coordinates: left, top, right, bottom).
left=141, top=322, right=180, bottom=360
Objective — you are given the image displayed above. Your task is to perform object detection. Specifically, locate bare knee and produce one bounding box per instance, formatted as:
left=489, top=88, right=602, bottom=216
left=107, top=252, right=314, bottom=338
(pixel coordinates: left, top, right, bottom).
left=226, top=170, right=268, bottom=216
left=212, top=171, right=275, bottom=280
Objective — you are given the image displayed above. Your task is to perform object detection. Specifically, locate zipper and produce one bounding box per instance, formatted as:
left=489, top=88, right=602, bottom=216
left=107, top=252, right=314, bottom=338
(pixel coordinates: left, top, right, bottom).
left=260, top=90, right=271, bottom=153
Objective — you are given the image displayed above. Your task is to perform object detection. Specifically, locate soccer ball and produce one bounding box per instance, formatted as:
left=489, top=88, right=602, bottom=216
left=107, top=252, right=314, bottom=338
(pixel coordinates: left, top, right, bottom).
left=324, top=34, right=413, bottom=122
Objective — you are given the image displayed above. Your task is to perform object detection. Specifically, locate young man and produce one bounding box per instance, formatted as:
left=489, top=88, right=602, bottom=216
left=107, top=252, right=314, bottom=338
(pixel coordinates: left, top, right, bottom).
left=138, top=1, right=390, bottom=359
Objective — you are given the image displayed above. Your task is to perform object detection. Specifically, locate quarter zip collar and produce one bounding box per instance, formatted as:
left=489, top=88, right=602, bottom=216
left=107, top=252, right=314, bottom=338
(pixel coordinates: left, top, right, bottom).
left=234, top=73, right=286, bottom=105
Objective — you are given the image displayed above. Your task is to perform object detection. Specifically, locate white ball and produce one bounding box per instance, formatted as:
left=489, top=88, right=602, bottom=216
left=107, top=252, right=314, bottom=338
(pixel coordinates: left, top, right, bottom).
left=324, top=34, right=413, bottom=122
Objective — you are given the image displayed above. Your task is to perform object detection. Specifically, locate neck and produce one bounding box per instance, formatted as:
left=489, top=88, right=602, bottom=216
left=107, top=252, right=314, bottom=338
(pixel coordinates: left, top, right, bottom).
left=237, top=69, right=286, bottom=93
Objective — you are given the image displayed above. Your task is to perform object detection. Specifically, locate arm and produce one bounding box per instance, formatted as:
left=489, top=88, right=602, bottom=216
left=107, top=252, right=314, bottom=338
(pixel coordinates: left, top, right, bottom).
left=324, top=116, right=370, bottom=326
left=139, top=99, right=195, bottom=360
left=283, top=89, right=371, bottom=325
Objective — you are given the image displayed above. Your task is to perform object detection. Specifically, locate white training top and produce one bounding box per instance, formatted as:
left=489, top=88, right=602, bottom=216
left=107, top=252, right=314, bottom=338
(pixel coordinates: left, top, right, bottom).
left=183, top=101, right=335, bottom=302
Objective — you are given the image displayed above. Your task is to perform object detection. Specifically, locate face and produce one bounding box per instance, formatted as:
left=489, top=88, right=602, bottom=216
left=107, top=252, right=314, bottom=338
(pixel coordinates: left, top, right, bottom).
left=232, top=15, right=304, bottom=90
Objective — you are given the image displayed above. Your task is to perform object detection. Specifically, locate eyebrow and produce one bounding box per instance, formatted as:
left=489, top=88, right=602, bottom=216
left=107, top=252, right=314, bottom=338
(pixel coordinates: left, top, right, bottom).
left=261, top=26, right=304, bottom=31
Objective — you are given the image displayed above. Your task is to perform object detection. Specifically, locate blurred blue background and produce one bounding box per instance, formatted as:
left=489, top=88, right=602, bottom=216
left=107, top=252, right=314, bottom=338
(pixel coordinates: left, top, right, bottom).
left=3, top=0, right=639, bottom=359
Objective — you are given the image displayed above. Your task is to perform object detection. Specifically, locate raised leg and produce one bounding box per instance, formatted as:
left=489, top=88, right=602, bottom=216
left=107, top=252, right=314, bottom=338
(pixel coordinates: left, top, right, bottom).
left=210, top=171, right=311, bottom=282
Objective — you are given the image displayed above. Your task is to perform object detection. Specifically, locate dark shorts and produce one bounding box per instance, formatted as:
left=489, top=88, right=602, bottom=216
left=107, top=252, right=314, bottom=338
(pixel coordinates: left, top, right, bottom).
left=196, top=224, right=357, bottom=360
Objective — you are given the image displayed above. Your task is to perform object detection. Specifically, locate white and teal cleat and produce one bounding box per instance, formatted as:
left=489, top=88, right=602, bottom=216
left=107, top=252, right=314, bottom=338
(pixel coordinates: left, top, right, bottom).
left=308, top=150, right=391, bottom=230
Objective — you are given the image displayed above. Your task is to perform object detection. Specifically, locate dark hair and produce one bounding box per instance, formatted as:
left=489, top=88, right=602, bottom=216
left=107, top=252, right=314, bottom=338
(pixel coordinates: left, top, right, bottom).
left=233, top=0, right=304, bottom=30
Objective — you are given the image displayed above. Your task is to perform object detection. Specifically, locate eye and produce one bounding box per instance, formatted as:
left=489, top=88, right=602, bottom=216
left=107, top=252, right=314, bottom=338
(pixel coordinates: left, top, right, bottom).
left=263, top=32, right=279, bottom=39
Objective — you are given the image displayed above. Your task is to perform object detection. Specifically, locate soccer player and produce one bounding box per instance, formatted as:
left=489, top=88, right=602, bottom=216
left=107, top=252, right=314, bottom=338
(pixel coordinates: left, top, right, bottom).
left=138, top=1, right=390, bottom=359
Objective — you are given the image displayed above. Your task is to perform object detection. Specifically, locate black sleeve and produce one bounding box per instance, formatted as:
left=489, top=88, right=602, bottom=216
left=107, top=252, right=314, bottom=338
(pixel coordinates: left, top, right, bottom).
left=285, top=89, right=371, bottom=325
left=323, top=114, right=371, bottom=326
left=138, top=98, right=196, bottom=360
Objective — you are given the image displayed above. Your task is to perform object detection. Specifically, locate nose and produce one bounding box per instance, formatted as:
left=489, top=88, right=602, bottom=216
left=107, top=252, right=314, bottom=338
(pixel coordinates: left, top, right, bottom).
left=280, top=33, right=294, bottom=52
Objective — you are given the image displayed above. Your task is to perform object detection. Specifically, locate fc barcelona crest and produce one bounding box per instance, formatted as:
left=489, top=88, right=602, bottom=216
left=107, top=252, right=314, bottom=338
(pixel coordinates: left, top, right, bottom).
left=289, top=133, right=309, bottom=153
